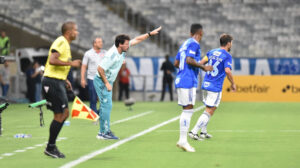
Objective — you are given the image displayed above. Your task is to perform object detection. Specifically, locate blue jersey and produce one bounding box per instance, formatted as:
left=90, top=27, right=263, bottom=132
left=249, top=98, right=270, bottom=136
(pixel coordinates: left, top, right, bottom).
left=175, top=38, right=201, bottom=88
left=202, top=48, right=232, bottom=92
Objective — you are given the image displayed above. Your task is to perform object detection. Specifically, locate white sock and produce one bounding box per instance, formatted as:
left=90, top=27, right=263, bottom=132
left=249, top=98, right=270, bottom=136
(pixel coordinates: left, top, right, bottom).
left=191, top=111, right=211, bottom=134
left=179, top=109, right=194, bottom=144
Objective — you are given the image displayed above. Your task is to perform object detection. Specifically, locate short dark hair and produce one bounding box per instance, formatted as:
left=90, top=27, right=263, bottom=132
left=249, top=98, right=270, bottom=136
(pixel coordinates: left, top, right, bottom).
left=190, top=24, right=203, bottom=35
left=220, top=34, right=233, bottom=46
left=165, top=54, right=169, bottom=60
left=115, top=34, right=130, bottom=47
left=61, top=21, right=76, bottom=35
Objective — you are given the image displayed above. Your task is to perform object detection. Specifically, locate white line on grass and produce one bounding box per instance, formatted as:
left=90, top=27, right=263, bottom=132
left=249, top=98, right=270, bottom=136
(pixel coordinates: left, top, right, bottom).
left=111, top=111, right=153, bottom=125
left=60, top=105, right=205, bottom=168
left=0, top=111, right=153, bottom=160
left=35, top=144, right=44, bottom=147
left=0, top=137, right=67, bottom=159
left=156, top=129, right=300, bottom=133
left=279, top=130, right=300, bottom=132
left=14, top=149, right=26, bottom=153
left=2, top=153, right=14, bottom=156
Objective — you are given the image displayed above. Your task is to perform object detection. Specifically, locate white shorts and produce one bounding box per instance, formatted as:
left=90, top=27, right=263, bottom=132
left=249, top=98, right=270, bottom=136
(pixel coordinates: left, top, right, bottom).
left=177, top=88, right=196, bottom=106
left=203, top=90, right=222, bottom=107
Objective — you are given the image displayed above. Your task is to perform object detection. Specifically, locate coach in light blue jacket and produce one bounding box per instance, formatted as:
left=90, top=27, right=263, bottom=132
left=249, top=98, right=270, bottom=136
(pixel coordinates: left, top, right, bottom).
left=94, top=26, right=162, bottom=140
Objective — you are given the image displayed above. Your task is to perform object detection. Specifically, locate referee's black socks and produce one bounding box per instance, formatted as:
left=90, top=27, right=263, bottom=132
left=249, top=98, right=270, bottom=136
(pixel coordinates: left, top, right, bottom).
left=47, top=120, right=64, bottom=150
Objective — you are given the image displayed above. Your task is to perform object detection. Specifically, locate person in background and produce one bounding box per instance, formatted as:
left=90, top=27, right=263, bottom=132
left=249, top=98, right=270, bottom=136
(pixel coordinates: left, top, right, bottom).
left=118, top=63, right=130, bottom=101
left=26, top=63, right=36, bottom=102
left=81, top=37, right=106, bottom=114
left=31, top=62, right=43, bottom=101
left=0, top=61, right=10, bottom=97
left=0, top=30, right=10, bottom=56
left=160, top=54, right=175, bottom=101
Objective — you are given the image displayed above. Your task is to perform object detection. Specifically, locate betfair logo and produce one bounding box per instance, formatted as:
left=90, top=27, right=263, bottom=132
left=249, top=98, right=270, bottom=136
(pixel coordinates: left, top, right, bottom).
left=226, top=85, right=269, bottom=93
left=282, top=85, right=300, bottom=93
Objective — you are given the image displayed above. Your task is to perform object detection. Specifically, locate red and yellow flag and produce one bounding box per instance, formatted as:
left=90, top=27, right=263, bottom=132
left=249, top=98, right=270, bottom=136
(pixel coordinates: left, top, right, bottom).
left=71, top=96, right=99, bottom=121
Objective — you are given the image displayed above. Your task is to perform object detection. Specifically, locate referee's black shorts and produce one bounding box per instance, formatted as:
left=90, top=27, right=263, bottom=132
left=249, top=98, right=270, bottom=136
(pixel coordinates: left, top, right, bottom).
left=42, top=77, right=68, bottom=113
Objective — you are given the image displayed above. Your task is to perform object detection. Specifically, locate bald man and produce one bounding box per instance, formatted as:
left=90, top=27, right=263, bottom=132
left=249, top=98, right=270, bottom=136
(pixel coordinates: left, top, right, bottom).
left=81, top=37, right=106, bottom=115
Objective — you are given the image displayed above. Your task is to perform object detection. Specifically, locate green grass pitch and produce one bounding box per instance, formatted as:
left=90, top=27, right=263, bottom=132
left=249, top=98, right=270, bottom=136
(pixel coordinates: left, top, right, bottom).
left=0, top=101, right=299, bottom=168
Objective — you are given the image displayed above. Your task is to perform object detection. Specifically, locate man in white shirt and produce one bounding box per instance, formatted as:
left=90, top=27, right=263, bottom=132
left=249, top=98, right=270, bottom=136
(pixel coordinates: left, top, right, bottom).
left=81, top=37, right=106, bottom=114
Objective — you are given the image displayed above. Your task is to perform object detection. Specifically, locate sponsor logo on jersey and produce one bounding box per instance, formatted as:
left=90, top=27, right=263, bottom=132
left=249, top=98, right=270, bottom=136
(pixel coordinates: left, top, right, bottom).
left=189, top=50, right=196, bottom=55
left=204, top=82, right=210, bottom=88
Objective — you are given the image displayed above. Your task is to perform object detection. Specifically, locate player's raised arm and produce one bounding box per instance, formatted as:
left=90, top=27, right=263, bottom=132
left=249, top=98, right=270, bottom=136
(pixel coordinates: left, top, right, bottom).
left=130, top=26, right=162, bottom=46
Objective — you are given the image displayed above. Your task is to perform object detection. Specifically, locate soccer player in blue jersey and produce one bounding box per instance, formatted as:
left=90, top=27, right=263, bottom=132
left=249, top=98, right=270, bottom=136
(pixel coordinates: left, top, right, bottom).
left=174, top=24, right=213, bottom=152
left=189, top=34, right=236, bottom=141
left=94, top=26, right=162, bottom=140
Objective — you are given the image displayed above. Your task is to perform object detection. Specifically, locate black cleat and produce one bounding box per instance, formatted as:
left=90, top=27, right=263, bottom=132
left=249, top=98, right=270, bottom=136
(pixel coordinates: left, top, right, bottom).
left=44, top=145, right=65, bottom=158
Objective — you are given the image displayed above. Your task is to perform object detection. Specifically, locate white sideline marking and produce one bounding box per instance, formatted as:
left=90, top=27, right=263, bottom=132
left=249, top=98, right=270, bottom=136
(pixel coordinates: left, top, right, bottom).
left=2, top=153, right=14, bottom=156
left=14, top=150, right=26, bottom=153
left=0, top=110, right=153, bottom=160
left=280, top=130, right=300, bottom=132
left=25, top=146, right=36, bottom=150
left=0, top=137, right=67, bottom=160
left=60, top=106, right=205, bottom=168
left=156, top=129, right=300, bottom=133
left=111, top=111, right=153, bottom=125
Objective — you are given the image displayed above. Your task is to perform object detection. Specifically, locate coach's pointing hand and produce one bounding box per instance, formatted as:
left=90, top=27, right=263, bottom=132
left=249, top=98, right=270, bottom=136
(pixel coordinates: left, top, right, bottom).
left=149, top=26, right=162, bottom=36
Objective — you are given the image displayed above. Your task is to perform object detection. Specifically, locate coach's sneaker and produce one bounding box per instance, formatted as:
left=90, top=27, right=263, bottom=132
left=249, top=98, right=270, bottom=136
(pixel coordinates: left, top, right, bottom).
left=200, top=132, right=213, bottom=139
left=103, top=131, right=119, bottom=140
left=44, top=145, right=65, bottom=158
left=96, top=133, right=105, bottom=140
left=188, top=131, right=203, bottom=141
left=176, top=142, right=195, bottom=152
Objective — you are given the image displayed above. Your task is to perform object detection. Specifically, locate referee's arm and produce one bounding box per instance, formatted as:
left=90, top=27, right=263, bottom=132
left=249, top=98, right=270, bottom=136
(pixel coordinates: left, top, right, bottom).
left=49, top=50, right=81, bottom=67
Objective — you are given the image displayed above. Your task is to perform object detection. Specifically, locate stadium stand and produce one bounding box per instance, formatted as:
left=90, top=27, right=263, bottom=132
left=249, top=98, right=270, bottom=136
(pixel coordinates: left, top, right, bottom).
left=118, top=0, right=300, bottom=57
left=1, top=0, right=300, bottom=57
left=0, top=0, right=166, bottom=56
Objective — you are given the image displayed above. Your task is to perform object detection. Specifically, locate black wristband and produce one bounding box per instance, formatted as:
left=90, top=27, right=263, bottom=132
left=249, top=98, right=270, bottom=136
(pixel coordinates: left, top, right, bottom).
left=148, top=32, right=151, bottom=37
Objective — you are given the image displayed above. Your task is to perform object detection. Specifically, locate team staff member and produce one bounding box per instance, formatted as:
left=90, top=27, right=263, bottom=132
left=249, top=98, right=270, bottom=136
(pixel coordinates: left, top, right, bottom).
left=81, top=37, right=106, bottom=115
left=42, top=21, right=81, bottom=158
